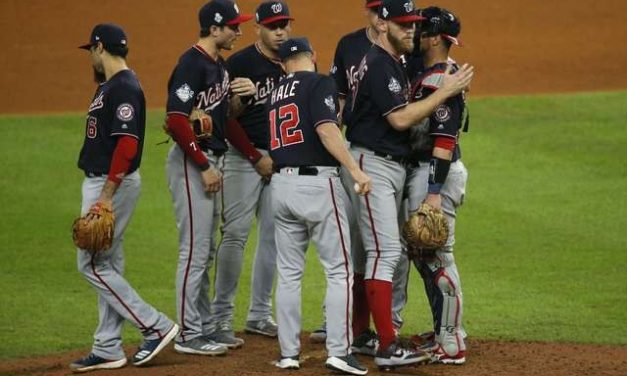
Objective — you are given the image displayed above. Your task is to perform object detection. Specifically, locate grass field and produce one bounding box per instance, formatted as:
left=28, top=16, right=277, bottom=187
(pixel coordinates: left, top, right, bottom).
left=1, top=91, right=626, bottom=360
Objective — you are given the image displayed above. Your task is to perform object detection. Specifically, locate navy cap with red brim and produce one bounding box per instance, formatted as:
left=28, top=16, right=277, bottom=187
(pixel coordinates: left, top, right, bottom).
left=227, top=14, right=254, bottom=25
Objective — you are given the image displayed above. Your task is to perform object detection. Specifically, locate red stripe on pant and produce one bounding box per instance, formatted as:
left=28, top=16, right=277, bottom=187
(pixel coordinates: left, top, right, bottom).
left=329, top=178, right=352, bottom=352
left=359, top=154, right=381, bottom=278
left=180, top=154, right=195, bottom=342
left=90, top=256, right=163, bottom=339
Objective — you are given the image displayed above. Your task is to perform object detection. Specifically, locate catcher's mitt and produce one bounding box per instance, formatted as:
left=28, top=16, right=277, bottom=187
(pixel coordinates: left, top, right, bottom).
left=72, top=201, right=115, bottom=252
left=162, top=109, right=213, bottom=141
left=402, top=203, right=449, bottom=252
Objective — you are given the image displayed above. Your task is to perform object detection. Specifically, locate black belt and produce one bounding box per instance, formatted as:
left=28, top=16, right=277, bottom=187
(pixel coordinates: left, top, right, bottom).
left=275, top=166, right=339, bottom=176
left=373, top=151, right=405, bottom=163
left=84, top=171, right=106, bottom=178
left=352, top=143, right=406, bottom=163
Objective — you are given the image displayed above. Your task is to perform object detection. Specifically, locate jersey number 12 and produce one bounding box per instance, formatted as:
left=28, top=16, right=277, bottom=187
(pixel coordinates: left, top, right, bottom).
left=269, top=103, right=303, bottom=150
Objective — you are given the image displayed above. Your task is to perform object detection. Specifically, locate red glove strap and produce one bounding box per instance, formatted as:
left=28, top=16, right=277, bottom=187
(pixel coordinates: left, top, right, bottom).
left=108, top=136, right=138, bottom=184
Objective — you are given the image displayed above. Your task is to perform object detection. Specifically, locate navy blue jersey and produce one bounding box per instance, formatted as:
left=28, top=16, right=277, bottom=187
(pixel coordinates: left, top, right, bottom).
left=227, top=43, right=284, bottom=149
left=267, top=72, right=340, bottom=168
left=330, top=28, right=374, bottom=125
left=408, top=62, right=465, bottom=162
left=166, top=45, right=230, bottom=153
left=347, top=44, right=411, bottom=157
left=78, top=69, right=145, bottom=174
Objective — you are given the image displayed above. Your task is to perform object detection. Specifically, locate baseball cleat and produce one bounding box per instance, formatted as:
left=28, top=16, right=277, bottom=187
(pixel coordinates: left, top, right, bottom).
left=132, top=323, right=179, bottom=366
left=374, top=339, right=431, bottom=369
left=69, top=353, right=127, bottom=373
left=351, top=329, right=379, bottom=357
left=326, top=354, right=368, bottom=375
left=275, top=355, right=300, bottom=369
left=431, top=346, right=466, bottom=365
left=174, top=337, right=228, bottom=356
left=410, top=330, right=435, bottom=348
left=205, top=321, right=244, bottom=349
left=309, top=322, right=327, bottom=343
left=245, top=318, right=278, bottom=337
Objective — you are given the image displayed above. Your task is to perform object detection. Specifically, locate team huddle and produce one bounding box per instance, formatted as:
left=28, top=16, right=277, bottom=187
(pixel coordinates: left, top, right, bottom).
left=70, top=0, right=473, bottom=374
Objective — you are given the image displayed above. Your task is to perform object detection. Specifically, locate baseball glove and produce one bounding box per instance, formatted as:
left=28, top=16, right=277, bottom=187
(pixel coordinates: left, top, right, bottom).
left=162, top=109, right=213, bottom=141
left=72, top=201, right=115, bottom=252
left=402, top=203, right=449, bottom=252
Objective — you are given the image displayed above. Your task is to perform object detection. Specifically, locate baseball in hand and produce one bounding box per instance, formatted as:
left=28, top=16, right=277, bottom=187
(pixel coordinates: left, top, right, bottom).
left=354, top=183, right=361, bottom=193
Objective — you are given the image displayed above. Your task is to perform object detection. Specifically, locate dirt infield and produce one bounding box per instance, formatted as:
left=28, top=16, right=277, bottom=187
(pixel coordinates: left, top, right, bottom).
left=1, top=334, right=627, bottom=376
left=1, top=0, right=627, bottom=114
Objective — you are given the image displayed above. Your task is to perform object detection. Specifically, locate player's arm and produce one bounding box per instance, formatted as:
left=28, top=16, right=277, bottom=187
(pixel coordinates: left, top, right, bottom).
left=312, top=77, right=370, bottom=194
left=316, top=122, right=370, bottom=195
left=386, top=64, right=473, bottom=130
left=225, top=118, right=272, bottom=179
left=96, top=89, right=143, bottom=206
left=330, top=39, right=348, bottom=126
left=229, top=77, right=256, bottom=118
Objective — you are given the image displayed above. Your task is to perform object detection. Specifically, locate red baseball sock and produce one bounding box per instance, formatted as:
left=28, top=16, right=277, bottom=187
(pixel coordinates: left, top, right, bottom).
left=352, top=273, right=370, bottom=335
left=365, top=279, right=395, bottom=350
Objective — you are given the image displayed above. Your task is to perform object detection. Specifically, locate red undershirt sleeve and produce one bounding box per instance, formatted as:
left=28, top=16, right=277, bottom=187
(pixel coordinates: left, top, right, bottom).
left=434, top=136, right=456, bottom=152
left=107, top=136, right=138, bottom=184
left=225, top=119, right=262, bottom=165
left=166, top=113, right=210, bottom=170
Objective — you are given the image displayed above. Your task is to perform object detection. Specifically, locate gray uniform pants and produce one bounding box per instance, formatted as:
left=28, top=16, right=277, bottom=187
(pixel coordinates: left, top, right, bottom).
left=273, top=167, right=353, bottom=358
left=212, top=147, right=276, bottom=324
left=393, top=160, right=467, bottom=352
left=166, top=145, right=221, bottom=342
left=350, top=146, right=406, bottom=282
left=76, top=171, right=173, bottom=359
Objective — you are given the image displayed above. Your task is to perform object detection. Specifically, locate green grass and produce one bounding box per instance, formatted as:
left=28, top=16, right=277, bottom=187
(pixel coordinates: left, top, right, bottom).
left=1, top=91, right=626, bottom=359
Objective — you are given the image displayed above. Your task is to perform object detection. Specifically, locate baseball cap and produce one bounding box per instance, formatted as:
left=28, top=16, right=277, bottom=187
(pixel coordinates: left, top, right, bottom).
left=256, top=1, right=294, bottom=25
left=277, top=37, right=313, bottom=61
left=199, top=0, right=253, bottom=29
left=418, top=6, right=462, bottom=46
left=79, top=23, right=127, bottom=50
left=365, top=0, right=382, bottom=8
left=379, top=0, right=424, bottom=23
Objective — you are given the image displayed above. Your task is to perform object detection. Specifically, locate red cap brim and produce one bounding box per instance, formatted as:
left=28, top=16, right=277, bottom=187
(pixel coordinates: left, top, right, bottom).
left=259, top=15, right=295, bottom=25
left=390, top=14, right=425, bottom=23
left=78, top=43, right=94, bottom=50
left=227, top=14, right=254, bottom=25
left=366, top=1, right=382, bottom=8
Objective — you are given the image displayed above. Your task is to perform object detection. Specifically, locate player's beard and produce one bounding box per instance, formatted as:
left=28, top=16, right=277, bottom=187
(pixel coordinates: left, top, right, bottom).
left=92, top=67, right=106, bottom=84
left=387, top=32, right=414, bottom=55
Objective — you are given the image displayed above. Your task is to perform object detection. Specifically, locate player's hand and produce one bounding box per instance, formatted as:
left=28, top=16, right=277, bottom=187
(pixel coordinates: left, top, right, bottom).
left=424, top=193, right=442, bottom=210
left=85, top=200, right=112, bottom=222
left=254, top=155, right=274, bottom=181
left=230, top=77, right=256, bottom=97
left=201, top=167, right=222, bottom=193
left=441, top=63, right=474, bottom=97
left=350, top=169, right=372, bottom=196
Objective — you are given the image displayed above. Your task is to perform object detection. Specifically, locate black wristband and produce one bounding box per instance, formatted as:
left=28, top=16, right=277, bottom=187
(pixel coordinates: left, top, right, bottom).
left=428, top=157, right=451, bottom=194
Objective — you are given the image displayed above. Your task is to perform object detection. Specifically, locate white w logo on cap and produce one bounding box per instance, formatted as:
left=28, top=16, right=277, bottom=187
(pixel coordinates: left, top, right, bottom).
left=271, top=3, right=283, bottom=13
left=404, top=2, right=414, bottom=12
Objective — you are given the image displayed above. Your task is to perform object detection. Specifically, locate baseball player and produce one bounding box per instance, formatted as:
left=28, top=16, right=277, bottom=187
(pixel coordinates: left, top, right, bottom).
left=403, top=7, right=469, bottom=364
left=269, top=38, right=371, bottom=375
left=210, top=0, right=294, bottom=345
left=347, top=0, right=473, bottom=368
left=70, top=23, right=178, bottom=373
left=164, top=0, right=256, bottom=355
left=312, top=0, right=381, bottom=350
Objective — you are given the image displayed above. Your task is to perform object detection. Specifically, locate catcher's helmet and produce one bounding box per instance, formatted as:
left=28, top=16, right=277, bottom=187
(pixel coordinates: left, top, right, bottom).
left=417, top=7, right=462, bottom=46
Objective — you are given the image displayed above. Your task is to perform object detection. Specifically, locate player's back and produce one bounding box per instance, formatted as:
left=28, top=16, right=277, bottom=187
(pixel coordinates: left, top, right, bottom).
left=268, top=71, right=340, bottom=168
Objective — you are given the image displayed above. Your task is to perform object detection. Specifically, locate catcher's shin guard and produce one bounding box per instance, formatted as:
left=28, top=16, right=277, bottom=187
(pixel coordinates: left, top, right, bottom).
left=434, top=264, right=465, bottom=356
